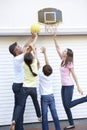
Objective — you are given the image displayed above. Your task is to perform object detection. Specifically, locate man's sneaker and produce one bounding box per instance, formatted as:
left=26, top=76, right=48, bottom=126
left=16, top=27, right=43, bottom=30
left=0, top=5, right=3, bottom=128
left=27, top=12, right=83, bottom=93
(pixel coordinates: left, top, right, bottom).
left=10, top=120, right=15, bottom=130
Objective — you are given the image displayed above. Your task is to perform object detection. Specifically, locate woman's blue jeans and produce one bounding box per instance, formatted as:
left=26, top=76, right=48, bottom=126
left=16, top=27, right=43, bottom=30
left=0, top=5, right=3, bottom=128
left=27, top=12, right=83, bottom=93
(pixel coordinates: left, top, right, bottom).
left=61, top=85, right=87, bottom=125
left=41, top=94, right=61, bottom=130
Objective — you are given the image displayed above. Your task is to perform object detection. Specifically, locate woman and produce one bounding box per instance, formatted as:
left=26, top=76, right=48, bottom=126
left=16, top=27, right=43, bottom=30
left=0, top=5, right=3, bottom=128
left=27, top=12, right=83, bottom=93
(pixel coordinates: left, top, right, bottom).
left=23, top=44, right=41, bottom=121
left=53, top=35, right=87, bottom=129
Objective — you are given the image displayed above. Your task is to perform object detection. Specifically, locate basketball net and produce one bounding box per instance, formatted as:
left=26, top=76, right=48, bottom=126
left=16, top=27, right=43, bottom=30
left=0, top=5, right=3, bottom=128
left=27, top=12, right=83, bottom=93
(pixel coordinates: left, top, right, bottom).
left=45, top=23, right=59, bottom=34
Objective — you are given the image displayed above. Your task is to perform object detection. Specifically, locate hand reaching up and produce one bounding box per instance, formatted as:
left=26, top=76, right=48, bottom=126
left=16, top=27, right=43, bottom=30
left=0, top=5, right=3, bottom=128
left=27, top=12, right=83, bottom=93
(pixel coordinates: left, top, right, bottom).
left=41, top=47, right=46, bottom=54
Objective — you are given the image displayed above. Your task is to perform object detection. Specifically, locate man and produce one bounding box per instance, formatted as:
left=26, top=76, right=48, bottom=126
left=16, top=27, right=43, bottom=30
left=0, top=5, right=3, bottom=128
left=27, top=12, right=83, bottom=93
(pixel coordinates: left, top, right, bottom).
left=9, top=33, right=38, bottom=130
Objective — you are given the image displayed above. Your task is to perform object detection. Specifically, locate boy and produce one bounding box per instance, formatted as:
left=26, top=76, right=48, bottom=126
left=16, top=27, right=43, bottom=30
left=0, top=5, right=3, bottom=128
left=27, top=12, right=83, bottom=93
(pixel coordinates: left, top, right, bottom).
left=38, top=47, right=61, bottom=130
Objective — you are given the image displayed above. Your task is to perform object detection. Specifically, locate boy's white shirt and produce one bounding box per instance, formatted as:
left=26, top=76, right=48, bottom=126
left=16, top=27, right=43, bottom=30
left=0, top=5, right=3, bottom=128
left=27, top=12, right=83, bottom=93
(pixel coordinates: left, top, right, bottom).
left=38, top=67, right=53, bottom=96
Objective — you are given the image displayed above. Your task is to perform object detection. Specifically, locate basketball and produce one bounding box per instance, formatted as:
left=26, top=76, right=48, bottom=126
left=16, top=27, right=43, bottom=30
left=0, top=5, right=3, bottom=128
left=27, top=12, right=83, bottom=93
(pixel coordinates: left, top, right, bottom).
left=30, top=24, right=40, bottom=33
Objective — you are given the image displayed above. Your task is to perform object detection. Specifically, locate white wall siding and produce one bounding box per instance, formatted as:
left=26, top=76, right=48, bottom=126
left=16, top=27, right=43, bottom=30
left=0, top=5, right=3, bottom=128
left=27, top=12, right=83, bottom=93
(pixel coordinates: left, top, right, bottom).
left=0, top=36, right=87, bottom=125
left=0, top=0, right=87, bottom=29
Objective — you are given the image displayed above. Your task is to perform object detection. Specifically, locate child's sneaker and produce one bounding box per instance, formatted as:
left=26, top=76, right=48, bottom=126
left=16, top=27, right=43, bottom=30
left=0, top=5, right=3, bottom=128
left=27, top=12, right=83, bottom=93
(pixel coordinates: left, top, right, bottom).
left=38, top=117, right=42, bottom=122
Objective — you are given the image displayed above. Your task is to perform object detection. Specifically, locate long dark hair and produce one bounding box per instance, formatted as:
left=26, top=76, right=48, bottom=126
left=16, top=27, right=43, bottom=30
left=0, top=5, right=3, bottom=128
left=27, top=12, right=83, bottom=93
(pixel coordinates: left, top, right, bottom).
left=61, top=48, right=73, bottom=67
left=24, top=52, right=37, bottom=76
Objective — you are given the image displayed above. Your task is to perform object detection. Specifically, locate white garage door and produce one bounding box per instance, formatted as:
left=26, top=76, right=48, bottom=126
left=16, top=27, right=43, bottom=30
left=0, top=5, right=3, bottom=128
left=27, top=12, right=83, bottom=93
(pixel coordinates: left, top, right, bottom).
left=0, top=35, right=87, bottom=125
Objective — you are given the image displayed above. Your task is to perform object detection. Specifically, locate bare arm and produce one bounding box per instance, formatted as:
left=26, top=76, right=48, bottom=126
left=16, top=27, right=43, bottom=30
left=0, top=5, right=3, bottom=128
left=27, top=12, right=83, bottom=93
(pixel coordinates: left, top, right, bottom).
left=29, top=44, right=40, bottom=69
left=35, top=48, right=40, bottom=69
left=53, top=34, right=62, bottom=59
left=70, top=67, right=83, bottom=95
left=41, top=47, right=49, bottom=65
left=23, top=33, right=38, bottom=53
left=30, top=33, right=38, bottom=46
left=37, top=57, right=40, bottom=69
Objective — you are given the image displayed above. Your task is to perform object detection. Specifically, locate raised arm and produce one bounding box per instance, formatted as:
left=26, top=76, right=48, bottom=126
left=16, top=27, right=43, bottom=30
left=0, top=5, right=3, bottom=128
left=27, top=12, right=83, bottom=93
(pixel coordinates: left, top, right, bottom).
left=23, top=33, right=38, bottom=53
left=34, top=48, right=40, bottom=69
left=30, top=33, right=38, bottom=46
left=41, top=47, right=49, bottom=65
left=29, top=44, right=40, bottom=69
left=53, top=34, right=62, bottom=59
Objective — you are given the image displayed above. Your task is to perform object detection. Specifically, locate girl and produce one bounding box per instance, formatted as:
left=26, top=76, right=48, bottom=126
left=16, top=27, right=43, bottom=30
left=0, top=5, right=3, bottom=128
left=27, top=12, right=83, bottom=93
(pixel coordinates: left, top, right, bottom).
left=23, top=44, right=41, bottom=121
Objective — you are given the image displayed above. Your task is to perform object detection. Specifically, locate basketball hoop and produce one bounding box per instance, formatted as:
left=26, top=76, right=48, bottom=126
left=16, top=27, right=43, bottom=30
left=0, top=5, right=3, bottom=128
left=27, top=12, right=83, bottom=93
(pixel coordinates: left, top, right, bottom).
left=45, top=23, right=59, bottom=34
left=38, top=8, right=62, bottom=34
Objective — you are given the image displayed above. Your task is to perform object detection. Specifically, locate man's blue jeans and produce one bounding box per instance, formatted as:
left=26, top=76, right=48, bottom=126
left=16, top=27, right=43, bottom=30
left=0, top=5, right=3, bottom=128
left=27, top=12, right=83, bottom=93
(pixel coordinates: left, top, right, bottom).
left=12, top=83, right=27, bottom=130
left=61, top=85, right=87, bottom=125
left=41, top=94, right=61, bottom=130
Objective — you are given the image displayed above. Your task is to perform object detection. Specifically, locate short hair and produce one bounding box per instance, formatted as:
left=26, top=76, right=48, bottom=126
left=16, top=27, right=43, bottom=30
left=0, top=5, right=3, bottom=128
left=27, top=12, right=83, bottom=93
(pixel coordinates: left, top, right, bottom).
left=43, top=64, right=53, bottom=76
left=9, top=42, right=17, bottom=56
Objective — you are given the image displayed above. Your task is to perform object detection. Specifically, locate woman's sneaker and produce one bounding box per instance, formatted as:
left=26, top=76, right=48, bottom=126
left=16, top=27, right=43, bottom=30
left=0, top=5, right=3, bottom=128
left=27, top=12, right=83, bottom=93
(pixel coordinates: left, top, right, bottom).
left=64, top=125, right=75, bottom=129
